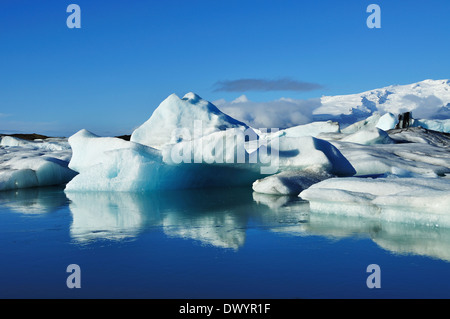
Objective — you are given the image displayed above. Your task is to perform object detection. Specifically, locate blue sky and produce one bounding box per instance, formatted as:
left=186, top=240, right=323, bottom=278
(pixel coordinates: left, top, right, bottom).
left=1, top=0, right=449, bottom=136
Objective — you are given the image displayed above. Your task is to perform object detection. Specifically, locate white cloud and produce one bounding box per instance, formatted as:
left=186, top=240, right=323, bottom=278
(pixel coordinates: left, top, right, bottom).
left=215, top=95, right=321, bottom=129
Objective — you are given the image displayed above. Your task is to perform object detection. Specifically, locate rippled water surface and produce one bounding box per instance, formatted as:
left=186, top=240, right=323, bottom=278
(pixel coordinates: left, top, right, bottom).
left=0, top=186, right=449, bottom=298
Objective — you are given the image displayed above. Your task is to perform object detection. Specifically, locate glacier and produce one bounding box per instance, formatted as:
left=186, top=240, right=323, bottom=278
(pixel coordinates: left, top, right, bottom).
left=315, top=79, right=450, bottom=124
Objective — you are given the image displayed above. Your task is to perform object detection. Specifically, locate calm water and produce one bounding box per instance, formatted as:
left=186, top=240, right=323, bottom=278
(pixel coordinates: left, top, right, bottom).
left=0, top=186, right=449, bottom=299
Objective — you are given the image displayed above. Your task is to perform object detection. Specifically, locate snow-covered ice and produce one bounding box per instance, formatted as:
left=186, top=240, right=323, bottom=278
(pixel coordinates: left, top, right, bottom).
left=299, top=176, right=450, bottom=226
left=0, top=136, right=76, bottom=191
left=65, top=128, right=266, bottom=191
left=65, top=93, right=356, bottom=192
left=130, top=92, right=249, bottom=150
left=376, top=112, right=398, bottom=131
left=411, top=118, right=450, bottom=133
left=252, top=170, right=332, bottom=195
left=2, top=79, right=450, bottom=231
left=65, top=126, right=355, bottom=192
left=328, top=140, right=450, bottom=177
left=272, top=121, right=340, bottom=138
left=387, top=127, right=450, bottom=148
left=340, top=127, right=393, bottom=145
left=316, top=79, right=450, bottom=122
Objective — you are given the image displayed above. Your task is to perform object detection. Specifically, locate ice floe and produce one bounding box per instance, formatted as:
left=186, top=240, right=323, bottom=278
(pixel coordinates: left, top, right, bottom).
left=0, top=136, right=76, bottom=191
left=299, top=176, right=450, bottom=226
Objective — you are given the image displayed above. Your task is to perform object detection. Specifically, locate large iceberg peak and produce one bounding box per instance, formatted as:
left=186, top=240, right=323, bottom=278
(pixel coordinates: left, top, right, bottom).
left=130, top=92, right=249, bottom=149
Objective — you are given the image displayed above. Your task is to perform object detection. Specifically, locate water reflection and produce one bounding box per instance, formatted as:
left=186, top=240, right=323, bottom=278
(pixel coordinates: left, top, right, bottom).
left=66, top=188, right=252, bottom=249
left=256, top=194, right=450, bottom=262
left=0, top=186, right=449, bottom=261
left=0, top=186, right=69, bottom=214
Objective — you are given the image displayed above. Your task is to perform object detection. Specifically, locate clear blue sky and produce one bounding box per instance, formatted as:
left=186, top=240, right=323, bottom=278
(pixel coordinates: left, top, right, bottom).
left=1, top=0, right=449, bottom=136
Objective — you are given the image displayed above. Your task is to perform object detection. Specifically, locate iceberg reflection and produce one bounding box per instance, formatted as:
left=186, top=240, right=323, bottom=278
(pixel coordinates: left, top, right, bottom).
left=66, top=188, right=254, bottom=249
left=66, top=191, right=157, bottom=242
left=255, top=193, right=450, bottom=262
left=0, top=186, right=69, bottom=214
left=2, top=186, right=449, bottom=261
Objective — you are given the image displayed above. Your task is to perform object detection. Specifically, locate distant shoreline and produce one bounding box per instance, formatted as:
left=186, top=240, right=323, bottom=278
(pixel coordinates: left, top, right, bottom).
left=0, top=133, right=51, bottom=141
left=0, top=133, right=131, bottom=141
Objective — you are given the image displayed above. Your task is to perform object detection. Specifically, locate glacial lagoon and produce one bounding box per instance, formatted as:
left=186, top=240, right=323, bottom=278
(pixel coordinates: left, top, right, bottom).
left=0, top=186, right=449, bottom=299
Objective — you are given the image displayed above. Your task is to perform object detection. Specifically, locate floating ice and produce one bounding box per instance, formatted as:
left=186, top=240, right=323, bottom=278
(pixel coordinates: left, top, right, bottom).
left=66, top=128, right=264, bottom=191
left=252, top=170, right=332, bottom=195
left=388, top=127, right=450, bottom=148
left=0, top=136, right=70, bottom=151
left=376, top=112, right=398, bottom=131
left=269, top=121, right=340, bottom=138
left=0, top=137, right=76, bottom=191
left=130, top=92, right=249, bottom=149
left=411, top=118, right=450, bottom=133
left=329, top=138, right=450, bottom=177
left=299, top=176, right=450, bottom=227
left=340, top=127, right=393, bottom=145
left=66, top=93, right=356, bottom=192
left=341, top=113, right=381, bottom=134
left=66, top=124, right=355, bottom=192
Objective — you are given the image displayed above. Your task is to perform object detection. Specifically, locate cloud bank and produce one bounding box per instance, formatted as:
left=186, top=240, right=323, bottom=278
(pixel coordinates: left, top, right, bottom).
left=214, top=95, right=321, bottom=129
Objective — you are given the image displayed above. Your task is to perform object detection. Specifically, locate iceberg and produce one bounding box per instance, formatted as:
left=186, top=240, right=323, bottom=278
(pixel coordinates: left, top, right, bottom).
left=341, top=113, right=382, bottom=134
left=1, top=136, right=71, bottom=151
left=252, top=170, right=332, bottom=195
left=66, top=127, right=355, bottom=192
left=0, top=137, right=76, bottom=191
left=130, top=92, right=249, bottom=149
left=411, top=118, right=450, bottom=133
left=65, top=128, right=264, bottom=191
left=269, top=121, right=340, bottom=138
left=299, top=176, right=450, bottom=227
left=376, top=112, right=398, bottom=131
left=65, top=93, right=355, bottom=192
left=328, top=139, right=450, bottom=177
left=388, top=127, right=450, bottom=148
left=340, top=127, right=393, bottom=145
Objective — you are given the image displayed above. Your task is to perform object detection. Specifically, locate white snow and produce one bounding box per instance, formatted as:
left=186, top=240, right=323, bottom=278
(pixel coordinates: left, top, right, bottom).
left=299, top=176, right=450, bottom=227
left=277, top=121, right=340, bottom=138
left=65, top=129, right=166, bottom=192
left=316, top=79, right=450, bottom=121
left=0, top=137, right=76, bottom=191
left=341, top=113, right=381, bottom=134
left=130, top=92, right=249, bottom=149
left=66, top=126, right=355, bottom=192
left=376, top=112, right=398, bottom=131
left=252, top=170, right=332, bottom=195
left=1, top=136, right=70, bottom=151
left=411, top=118, right=450, bottom=133
left=388, top=127, right=450, bottom=148
left=340, top=127, right=393, bottom=145
left=2, top=80, right=450, bottom=231
left=328, top=140, right=450, bottom=177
